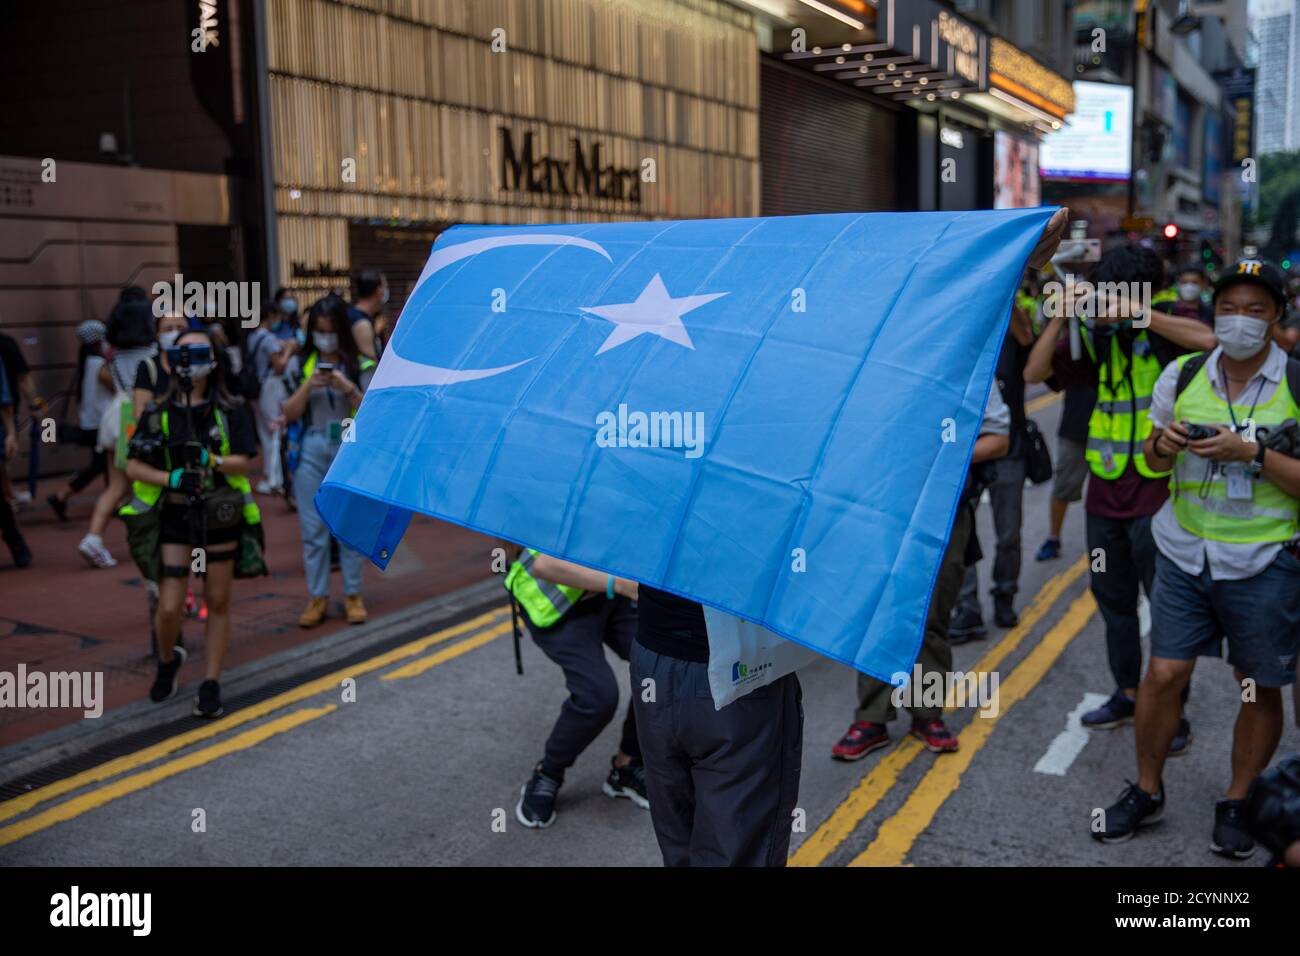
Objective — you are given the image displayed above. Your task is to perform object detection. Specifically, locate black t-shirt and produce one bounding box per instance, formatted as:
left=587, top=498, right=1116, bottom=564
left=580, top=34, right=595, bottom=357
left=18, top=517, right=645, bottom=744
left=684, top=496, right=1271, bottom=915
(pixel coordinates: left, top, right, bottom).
left=636, top=585, right=709, bottom=663
left=130, top=399, right=257, bottom=490
left=996, top=333, right=1030, bottom=457
left=1057, top=384, right=1097, bottom=443
left=134, top=357, right=170, bottom=398
left=0, top=333, right=29, bottom=395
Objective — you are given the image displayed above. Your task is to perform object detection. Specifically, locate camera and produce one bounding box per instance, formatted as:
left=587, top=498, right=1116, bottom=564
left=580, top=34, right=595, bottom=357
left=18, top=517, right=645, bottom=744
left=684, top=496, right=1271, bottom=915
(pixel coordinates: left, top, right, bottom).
left=316, top=362, right=336, bottom=373
left=165, top=344, right=214, bottom=386
left=1183, top=422, right=1218, bottom=442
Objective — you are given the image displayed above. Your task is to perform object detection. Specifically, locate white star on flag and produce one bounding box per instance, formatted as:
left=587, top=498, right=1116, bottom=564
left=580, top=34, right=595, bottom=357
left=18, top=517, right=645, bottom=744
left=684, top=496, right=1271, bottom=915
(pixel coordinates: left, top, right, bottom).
left=581, top=273, right=728, bottom=355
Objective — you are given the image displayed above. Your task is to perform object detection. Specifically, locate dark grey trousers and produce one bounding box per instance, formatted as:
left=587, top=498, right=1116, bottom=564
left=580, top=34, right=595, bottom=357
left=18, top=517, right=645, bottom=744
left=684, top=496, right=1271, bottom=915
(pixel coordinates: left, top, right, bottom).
left=630, top=639, right=803, bottom=867
left=1085, top=511, right=1157, bottom=691
left=957, top=453, right=1025, bottom=611
left=531, top=596, right=640, bottom=780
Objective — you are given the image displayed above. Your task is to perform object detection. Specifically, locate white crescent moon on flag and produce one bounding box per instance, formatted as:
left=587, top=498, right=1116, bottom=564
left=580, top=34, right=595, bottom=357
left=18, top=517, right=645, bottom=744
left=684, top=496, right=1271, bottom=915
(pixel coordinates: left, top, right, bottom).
left=367, top=234, right=613, bottom=390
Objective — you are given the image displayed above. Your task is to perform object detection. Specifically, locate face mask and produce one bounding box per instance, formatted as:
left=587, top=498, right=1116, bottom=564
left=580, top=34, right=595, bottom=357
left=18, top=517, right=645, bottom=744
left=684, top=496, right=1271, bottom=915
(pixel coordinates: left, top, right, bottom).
left=313, top=332, right=339, bottom=353
left=183, top=362, right=213, bottom=381
left=295, top=328, right=307, bottom=347
left=159, top=330, right=181, bottom=350
left=280, top=298, right=297, bottom=315
left=1178, top=283, right=1201, bottom=302
left=1215, top=313, right=1270, bottom=360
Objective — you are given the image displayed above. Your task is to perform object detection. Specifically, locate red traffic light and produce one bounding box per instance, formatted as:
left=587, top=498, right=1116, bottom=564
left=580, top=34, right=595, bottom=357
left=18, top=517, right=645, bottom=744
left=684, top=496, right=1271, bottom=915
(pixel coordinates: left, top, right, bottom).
left=1163, top=223, right=1179, bottom=239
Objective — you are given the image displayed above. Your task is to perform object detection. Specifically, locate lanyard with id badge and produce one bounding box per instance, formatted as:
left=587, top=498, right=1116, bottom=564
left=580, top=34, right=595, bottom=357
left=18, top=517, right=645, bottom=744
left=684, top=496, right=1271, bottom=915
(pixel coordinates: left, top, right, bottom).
left=319, top=362, right=345, bottom=443
left=1223, top=376, right=1266, bottom=502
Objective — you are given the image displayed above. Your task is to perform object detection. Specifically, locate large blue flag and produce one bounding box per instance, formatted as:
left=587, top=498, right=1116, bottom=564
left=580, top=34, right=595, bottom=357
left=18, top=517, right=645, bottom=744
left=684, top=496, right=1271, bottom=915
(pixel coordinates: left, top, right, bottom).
left=317, top=208, right=1057, bottom=682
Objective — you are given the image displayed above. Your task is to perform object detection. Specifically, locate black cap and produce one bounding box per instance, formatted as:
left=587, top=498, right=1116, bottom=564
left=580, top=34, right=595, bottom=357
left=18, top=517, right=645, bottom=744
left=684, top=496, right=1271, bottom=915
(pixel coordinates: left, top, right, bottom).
left=1213, top=257, right=1287, bottom=307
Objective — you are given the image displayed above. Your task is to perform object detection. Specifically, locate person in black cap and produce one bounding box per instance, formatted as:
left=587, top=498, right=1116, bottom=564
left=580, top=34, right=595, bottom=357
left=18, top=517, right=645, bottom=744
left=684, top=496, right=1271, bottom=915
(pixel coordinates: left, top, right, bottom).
left=1093, top=257, right=1300, bottom=858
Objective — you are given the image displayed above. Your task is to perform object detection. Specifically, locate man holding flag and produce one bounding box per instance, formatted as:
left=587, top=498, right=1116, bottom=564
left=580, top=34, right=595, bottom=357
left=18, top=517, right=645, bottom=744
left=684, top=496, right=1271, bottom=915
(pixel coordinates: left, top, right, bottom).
left=314, top=205, right=1069, bottom=866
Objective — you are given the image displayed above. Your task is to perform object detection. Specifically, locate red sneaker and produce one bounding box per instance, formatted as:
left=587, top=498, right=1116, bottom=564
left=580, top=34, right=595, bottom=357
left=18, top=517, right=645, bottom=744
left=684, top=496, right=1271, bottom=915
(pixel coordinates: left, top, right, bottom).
left=831, top=721, right=889, bottom=761
left=910, top=719, right=959, bottom=753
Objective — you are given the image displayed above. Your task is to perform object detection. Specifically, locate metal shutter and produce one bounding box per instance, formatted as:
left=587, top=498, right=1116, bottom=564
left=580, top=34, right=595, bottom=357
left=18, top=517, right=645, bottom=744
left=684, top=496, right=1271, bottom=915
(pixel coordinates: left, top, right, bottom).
left=760, top=59, right=898, bottom=217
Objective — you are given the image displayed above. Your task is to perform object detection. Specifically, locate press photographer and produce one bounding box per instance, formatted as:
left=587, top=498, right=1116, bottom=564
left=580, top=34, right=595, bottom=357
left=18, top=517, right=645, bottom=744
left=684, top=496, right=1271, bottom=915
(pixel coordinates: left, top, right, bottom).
left=120, top=330, right=264, bottom=719
left=1094, top=257, right=1300, bottom=856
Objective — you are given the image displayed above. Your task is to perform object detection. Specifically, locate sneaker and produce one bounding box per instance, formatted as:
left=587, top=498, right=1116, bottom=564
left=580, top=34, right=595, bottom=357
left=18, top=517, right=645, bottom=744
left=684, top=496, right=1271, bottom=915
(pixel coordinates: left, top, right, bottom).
left=6, top=535, right=32, bottom=569
left=1168, top=717, right=1192, bottom=757
left=831, top=721, right=890, bottom=760
left=254, top=479, right=273, bottom=495
left=910, top=718, right=959, bottom=753
left=1036, top=536, right=1061, bottom=561
left=298, top=596, right=328, bottom=628
left=77, top=534, right=117, bottom=569
left=193, top=679, right=224, bottom=719
left=1081, top=690, right=1136, bottom=729
left=603, top=759, right=650, bottom=809
left=949, top=606, right=987, bottom=645
left=993, top=594, right=1019, bottom=628
left=1210, top=799, right=1255, bottom=860
left=1093, top=780, right=1164, bottom=843
left=515, top=765, right=561, bottom=828
left=345, top=593, right=367, bottom=625
left=149, top=646, right=188, bottom=703
left=47, top=494, right=69, bottom=522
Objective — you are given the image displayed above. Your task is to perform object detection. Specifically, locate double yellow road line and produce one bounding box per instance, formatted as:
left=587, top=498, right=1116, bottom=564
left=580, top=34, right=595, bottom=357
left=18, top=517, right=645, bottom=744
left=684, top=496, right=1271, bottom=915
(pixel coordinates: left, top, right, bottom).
left=0, top=608, right=513, bottom=848
left=793, top=554, right=1095, bottom=867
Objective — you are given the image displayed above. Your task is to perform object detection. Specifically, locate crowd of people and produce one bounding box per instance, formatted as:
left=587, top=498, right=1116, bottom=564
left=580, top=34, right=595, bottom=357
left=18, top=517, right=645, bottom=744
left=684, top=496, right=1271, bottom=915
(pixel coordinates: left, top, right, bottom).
left=0, top=270, right=397, bottom=718
left=3, top=214, right=1299, bottom=865
left=501, top=228, right=1300, bottom=866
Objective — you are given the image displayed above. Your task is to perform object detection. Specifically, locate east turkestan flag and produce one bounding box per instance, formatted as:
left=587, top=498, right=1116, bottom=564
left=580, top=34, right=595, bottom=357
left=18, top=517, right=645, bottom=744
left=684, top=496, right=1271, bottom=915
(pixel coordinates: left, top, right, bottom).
left=316, top=208, right=1058, bottom=682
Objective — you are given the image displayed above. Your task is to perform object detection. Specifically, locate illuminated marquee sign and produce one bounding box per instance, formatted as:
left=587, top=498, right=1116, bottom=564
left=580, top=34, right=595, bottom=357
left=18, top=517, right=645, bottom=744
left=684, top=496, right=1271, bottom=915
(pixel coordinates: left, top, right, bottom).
left=937, top=11, right=980, bottom=84
left=880, top=0, right=988, bottom=92
left=989, top=37, right=1075, bottom=120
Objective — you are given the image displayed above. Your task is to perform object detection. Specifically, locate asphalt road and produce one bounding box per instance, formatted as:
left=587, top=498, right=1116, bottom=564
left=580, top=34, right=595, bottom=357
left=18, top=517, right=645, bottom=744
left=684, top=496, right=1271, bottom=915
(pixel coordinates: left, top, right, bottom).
left=3, top=391, right=1298, bottom=867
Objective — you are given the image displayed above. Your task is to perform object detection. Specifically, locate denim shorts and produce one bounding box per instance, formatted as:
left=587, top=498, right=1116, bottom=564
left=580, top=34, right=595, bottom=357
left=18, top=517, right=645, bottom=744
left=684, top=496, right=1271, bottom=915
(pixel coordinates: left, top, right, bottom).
left=1150, top=549, right=1300, bottom=687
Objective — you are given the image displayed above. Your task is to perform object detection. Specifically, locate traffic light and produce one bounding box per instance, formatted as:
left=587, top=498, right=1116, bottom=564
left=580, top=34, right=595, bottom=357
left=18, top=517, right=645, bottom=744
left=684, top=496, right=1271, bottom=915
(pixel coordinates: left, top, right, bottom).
left=1163, top=223, right=1179, bottom=240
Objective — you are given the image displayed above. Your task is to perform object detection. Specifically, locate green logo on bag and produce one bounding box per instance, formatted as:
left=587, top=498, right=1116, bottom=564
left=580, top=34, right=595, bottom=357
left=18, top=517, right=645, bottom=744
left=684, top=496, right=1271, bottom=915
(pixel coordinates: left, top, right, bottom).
left=731, top=660, right=772, bottom=685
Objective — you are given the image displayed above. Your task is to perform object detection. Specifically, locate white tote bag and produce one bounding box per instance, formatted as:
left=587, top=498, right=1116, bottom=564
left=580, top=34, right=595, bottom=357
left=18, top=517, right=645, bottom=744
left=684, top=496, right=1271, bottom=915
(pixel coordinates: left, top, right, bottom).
left=703, top=606, right=820, bottom=710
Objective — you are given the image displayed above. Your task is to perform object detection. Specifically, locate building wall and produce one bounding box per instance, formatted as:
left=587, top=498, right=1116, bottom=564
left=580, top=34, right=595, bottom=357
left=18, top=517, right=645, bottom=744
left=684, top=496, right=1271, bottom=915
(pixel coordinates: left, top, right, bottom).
left=264, top=0, right=762, bottom=303
left=1255, top=1, right=1298, bottom=155
left=0, top=0, right=238, bottom=175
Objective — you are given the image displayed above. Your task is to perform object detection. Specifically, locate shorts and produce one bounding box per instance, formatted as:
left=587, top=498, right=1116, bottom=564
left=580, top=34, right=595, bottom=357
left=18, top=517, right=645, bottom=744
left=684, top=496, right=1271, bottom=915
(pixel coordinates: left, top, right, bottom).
left=1150, top=550, right=1300, bottom=687
left=159, top=500, right=241, bottom=549
left=1052, top=435, right=1088, bottom=503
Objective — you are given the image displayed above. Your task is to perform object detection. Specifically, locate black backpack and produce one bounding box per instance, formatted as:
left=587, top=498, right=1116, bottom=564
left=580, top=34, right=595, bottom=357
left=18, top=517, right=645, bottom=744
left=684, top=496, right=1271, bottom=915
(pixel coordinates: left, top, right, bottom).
left=1174, top=351, right=1300, bottom=403
left=236, top=329, right=267, bottom=401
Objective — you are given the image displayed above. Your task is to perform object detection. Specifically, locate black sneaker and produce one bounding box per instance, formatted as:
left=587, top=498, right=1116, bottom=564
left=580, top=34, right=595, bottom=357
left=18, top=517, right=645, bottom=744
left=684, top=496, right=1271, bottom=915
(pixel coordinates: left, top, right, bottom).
left=1093, top=780, right=1164, bottom=844
left=515, top=765, right=561, bottom=828
left=603, top=759, right=650, bottom=809
left=993, top=594, right=1019, bottom=628
left=1210, top=799, right=1256, bottom=860
left=949, top=606, right=987, bottom=645
left=193, top=679, right=223, bottom=719
left=149, top=646, right=188, bottom=703
left=1081, top=690, right=1136, bottom=728
left=47, top=494, right=69, bottom=522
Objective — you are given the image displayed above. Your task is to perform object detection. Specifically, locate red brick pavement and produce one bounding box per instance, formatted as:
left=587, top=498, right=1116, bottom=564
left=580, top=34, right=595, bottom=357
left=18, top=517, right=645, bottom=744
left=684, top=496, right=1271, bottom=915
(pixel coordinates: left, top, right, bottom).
left=0, top=486, right=496, bottom=746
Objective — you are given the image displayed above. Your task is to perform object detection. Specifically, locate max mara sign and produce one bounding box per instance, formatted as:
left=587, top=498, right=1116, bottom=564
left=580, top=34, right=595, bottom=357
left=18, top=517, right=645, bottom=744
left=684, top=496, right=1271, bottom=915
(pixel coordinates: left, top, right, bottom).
left=498, top=128, right=642, bottom=206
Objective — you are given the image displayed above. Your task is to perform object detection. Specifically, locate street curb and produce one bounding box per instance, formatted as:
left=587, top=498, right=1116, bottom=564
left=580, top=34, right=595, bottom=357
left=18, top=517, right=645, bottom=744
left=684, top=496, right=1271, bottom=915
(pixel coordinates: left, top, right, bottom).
left=0, top=576, right=505, bottom=787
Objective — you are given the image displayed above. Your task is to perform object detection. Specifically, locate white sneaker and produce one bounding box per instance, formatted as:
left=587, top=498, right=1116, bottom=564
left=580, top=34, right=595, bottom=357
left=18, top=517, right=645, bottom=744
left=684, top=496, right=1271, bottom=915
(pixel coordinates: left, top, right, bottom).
left=255, top=479, right=273, bottom=495
left=78, top=535, right=117, bottom=569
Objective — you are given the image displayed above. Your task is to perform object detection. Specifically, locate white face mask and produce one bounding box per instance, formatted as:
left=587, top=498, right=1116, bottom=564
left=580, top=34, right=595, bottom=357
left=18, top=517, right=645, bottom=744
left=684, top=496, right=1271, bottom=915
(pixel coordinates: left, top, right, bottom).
left=1177, top=282, right=1201, bottom=302
left=313, top=331, right=338, bottom=353
left=159, top=330, right=181, bottom=350
left=1215, top=313, right=1270, bottom=360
